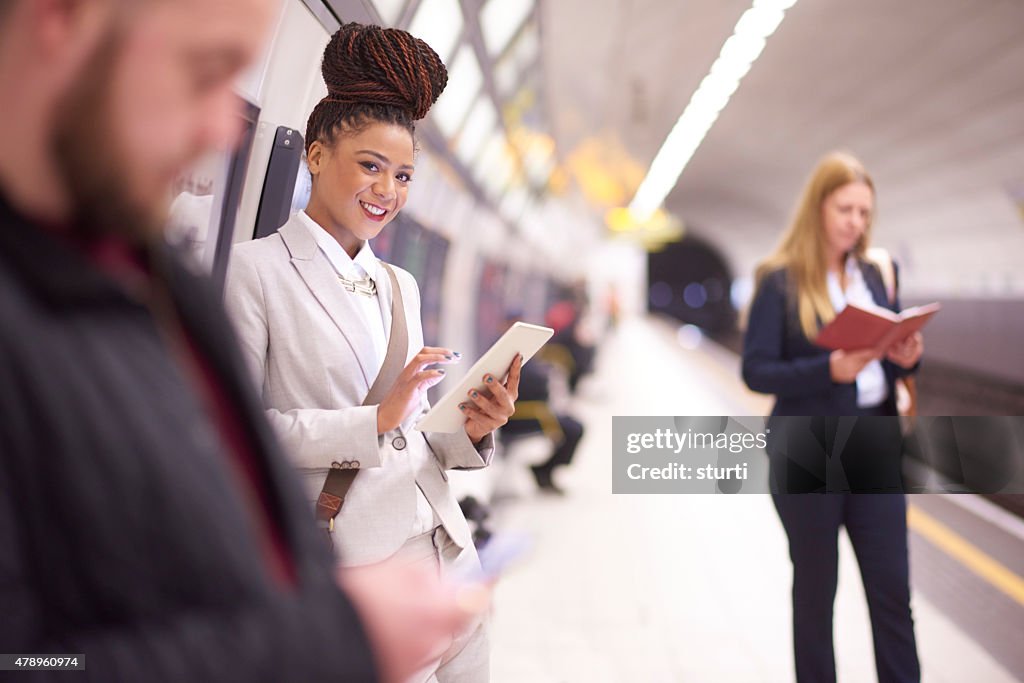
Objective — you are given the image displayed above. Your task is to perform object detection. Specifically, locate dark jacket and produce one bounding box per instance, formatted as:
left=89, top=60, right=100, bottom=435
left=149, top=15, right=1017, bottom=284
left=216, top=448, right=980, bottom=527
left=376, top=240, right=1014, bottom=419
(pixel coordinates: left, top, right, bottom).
left=0, top=196, right=377, bottom=682
left=742, top=261, right=914, bottom=417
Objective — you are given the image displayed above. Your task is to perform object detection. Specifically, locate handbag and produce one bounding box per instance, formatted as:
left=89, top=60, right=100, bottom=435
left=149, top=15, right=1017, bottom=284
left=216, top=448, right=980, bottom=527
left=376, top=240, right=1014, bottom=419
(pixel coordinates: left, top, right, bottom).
left=315, top=262, right=408, bottom=542
left=865, top=247, right=918, bottom=418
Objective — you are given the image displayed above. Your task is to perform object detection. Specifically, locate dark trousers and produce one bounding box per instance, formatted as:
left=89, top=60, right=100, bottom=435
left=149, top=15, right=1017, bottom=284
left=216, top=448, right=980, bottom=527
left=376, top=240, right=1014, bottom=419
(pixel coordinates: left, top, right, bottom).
left=772, top=493, right=920, bottom=683
left=504, top=414, right=583, bottom=473
left=539, top=415, right=583, bottom=472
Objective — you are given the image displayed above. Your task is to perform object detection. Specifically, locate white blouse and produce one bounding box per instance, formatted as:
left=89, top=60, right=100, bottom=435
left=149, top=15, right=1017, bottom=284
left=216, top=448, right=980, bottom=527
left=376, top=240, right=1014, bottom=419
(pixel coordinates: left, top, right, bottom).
left=826, top=257, right=889, bottom=409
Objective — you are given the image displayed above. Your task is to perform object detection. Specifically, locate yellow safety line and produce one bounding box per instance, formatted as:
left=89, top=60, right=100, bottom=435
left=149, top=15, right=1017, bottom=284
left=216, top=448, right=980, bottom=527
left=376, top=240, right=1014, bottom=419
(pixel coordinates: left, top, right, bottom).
left=907, top=504, right=1024, bottom=607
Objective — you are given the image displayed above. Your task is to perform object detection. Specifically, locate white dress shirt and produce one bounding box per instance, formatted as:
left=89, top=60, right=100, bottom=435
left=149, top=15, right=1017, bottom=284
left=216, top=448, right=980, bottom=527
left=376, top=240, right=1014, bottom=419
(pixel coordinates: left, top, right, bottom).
left=826, top=256, right=889, bottom=409
left=297, top=210, right=439, bottom=536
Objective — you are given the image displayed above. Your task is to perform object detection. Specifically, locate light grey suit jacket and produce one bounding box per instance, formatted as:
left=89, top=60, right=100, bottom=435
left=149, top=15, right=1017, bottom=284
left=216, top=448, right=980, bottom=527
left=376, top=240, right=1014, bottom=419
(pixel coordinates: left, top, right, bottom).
left=224, top=216, right=493, bottom=566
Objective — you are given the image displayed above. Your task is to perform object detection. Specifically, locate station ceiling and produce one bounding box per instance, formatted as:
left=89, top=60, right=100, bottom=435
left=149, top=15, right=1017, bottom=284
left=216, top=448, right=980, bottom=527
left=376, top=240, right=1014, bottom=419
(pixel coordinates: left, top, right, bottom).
left=542, top=0, right=1024, bottom=296
left=309, top=0, right=1024, bottom=297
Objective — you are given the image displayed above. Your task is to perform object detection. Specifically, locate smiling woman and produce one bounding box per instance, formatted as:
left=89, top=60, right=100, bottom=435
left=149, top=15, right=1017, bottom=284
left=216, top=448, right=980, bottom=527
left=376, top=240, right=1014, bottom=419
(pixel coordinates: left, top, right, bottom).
left=224, top=22, right=523, bottom=682
left=304, top=123, right=418, bottom=250
left=297, top=23, right=447, bottom=254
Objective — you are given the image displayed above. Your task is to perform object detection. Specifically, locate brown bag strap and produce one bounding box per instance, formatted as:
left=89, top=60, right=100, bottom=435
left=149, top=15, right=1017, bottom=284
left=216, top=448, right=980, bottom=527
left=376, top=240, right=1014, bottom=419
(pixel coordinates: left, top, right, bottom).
left=316, top=262, right=408, bottom=533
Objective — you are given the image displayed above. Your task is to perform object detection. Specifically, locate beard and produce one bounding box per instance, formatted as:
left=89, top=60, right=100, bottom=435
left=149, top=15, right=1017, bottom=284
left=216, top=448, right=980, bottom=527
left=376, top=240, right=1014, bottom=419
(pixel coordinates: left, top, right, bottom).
left=50, top=32, right=165, bottom=245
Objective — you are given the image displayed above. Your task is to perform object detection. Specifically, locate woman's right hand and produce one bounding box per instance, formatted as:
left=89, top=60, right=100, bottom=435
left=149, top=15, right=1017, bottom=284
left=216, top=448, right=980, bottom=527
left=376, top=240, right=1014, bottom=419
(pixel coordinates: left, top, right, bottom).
left=829, top=348, right=879, bottom=383
left=338, top=558, right=486, bottom=683
left=376, top=347, right=460, bottom=434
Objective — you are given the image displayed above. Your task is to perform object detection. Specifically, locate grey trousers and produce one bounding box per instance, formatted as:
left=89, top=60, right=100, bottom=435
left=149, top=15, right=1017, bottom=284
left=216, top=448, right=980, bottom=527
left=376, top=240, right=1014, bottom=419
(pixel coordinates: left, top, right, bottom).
left=395, top=527, right=490, bottom=683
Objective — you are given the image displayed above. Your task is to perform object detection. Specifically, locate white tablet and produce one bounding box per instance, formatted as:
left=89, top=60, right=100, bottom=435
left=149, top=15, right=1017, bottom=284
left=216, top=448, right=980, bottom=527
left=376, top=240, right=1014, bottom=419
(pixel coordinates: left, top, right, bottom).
left=415, top=322, right=554, bottom=434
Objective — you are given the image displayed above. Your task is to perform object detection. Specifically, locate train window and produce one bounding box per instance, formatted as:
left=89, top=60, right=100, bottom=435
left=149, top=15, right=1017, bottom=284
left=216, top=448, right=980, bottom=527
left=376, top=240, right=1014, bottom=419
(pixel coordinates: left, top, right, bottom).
left=166, top=156, right=221, bottom=269
left=456, top=97, right=498, bottom=166
left=166, top=98, right=260, bottom=287
left=432, top=45, right=482, bottom=137
left=291, top=160, right=312, bottom=215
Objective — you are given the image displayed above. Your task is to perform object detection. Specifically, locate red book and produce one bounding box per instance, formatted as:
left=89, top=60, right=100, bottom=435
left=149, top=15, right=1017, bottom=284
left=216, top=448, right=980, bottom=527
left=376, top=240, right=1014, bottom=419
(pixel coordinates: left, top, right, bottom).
left=815, top=302, right=941, bottom=352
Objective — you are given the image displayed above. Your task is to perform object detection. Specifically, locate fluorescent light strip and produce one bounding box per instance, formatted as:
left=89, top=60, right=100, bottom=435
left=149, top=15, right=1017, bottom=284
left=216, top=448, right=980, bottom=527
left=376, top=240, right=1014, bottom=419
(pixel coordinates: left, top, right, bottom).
left=628, top=0, right=797, bottom=222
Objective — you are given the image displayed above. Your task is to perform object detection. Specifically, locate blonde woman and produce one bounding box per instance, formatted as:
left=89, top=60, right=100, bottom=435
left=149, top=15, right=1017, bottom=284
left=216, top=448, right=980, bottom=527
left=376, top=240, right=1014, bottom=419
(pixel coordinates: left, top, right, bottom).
left=742, top=152, right=922, bottom=682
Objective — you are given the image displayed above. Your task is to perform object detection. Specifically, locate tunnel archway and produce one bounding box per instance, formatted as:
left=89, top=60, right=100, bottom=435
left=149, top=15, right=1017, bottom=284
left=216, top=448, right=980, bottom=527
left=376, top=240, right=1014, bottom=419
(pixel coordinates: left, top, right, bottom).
left=647, top=234, right=735, bottom=333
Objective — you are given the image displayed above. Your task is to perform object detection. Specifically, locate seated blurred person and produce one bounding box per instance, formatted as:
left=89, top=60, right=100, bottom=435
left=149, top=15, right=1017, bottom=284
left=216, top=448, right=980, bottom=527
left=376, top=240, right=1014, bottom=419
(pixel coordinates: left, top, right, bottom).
left=501, top=314, right=584, bottom=494
left=544, top=294, right=596, bottom=394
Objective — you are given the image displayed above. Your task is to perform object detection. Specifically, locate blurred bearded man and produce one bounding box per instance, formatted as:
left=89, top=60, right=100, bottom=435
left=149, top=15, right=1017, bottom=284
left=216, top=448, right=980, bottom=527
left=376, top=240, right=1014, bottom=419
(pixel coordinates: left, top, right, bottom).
left=0, top=2, right=478, bottom=681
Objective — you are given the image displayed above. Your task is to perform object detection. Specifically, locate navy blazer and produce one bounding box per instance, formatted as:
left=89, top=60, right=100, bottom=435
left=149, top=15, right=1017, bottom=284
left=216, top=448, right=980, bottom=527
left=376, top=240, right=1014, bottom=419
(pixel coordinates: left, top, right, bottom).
left=742, top=261, right=914, bottom=417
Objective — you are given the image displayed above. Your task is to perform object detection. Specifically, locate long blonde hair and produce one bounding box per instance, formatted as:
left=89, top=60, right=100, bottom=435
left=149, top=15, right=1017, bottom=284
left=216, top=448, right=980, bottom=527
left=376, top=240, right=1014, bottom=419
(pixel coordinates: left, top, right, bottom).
left=756, top=151, right=875, bottom=340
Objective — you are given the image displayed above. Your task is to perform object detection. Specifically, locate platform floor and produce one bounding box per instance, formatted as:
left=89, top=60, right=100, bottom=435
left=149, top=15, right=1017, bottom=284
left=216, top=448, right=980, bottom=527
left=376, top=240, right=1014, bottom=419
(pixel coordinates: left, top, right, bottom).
left=484, top=316, right=1023, bottom=682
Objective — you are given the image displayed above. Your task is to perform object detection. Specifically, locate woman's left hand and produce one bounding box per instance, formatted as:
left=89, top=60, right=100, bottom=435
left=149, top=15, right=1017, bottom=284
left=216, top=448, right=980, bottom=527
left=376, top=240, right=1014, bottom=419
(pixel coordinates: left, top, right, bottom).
left=460, top=354, right=522, bottom=444
left=886, top=332, right=924, bottom=369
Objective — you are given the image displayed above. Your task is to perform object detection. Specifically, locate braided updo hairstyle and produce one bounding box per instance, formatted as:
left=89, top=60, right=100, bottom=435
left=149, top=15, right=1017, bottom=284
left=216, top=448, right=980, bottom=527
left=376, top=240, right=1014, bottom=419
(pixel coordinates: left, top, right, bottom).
left=305, top=22, right=448, bottom=154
